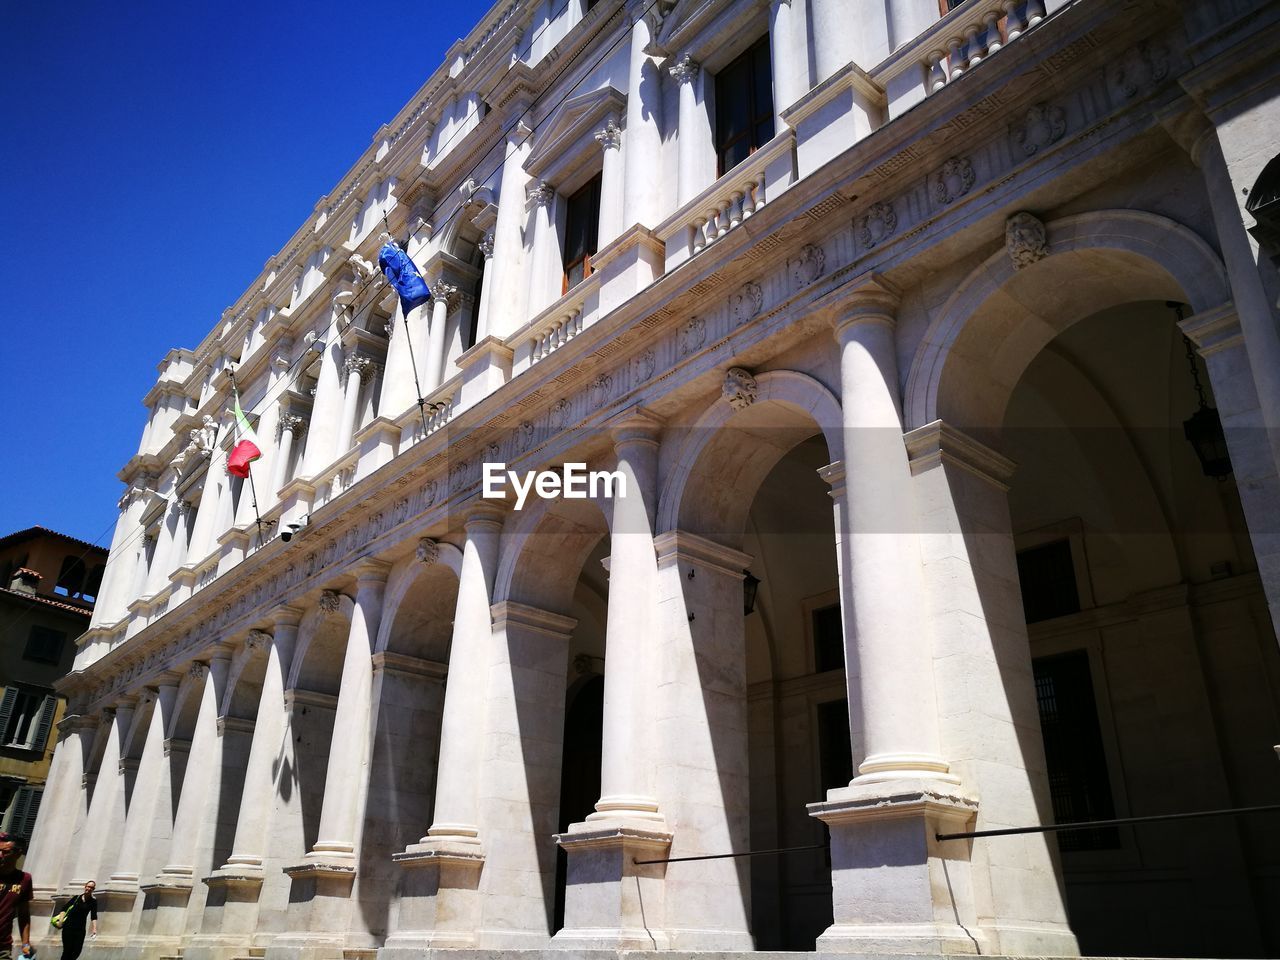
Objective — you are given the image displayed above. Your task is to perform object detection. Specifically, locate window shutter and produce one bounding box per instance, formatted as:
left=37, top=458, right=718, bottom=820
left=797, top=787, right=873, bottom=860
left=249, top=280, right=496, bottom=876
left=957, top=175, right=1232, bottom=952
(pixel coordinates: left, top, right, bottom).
left=21, top=787, right=42, bottom=841
left=9, top=788, right=31, bottom=838
left=0, top=688, right=15, bottom=742
left=32, top=695, right=57, bottom=754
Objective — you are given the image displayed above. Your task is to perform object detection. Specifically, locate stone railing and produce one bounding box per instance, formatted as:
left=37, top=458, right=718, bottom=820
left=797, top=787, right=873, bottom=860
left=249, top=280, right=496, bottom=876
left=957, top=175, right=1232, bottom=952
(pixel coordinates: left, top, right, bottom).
left=876, top=0, right=1047, bottom=113
left=510, top=272, right=599, bottom=374
left=402, top=380, right=459, bottom=447
left=655, top=129, right=797, bottom=272
left=315, top=449, right=361, bottom=510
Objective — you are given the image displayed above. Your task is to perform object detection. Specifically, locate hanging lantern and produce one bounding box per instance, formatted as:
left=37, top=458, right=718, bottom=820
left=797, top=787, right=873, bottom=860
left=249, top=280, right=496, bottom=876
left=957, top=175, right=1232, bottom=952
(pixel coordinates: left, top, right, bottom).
left=743, top=570, right=761, bottom=616
left=1171, top=302, right=1232, bottom=480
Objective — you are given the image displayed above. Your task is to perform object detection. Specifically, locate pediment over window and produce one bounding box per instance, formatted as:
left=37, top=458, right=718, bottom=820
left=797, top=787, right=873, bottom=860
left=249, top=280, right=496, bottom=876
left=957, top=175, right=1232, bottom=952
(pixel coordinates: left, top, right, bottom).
left=525, top=86, right=626, bottom=190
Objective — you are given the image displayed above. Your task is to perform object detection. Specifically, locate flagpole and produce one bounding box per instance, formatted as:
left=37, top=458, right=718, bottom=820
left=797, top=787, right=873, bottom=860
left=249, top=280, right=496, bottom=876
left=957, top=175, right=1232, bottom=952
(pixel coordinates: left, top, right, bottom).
left=383, top=212, right=433, bottom=439
left=228, top=369, right=266, bottom=548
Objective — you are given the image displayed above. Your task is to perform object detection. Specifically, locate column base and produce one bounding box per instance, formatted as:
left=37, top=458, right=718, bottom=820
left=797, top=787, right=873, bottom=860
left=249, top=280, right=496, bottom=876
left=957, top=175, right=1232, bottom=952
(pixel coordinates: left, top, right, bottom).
left=202, top=867, right=265, bottom=937
left=552, top=824, right=673, bottom=951
left=385, top=837, right=485, bottom=947
left=270, top=860, right=357, bottom=956
left=809, top=779, right=982, bottom=956
left=96, top=885, right=142, bottom=940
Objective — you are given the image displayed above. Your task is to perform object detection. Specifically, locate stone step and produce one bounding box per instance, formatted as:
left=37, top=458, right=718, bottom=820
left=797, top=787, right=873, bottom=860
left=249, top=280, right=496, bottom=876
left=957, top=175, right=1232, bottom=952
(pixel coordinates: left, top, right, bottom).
left=342, top=950, right=376, bottom=960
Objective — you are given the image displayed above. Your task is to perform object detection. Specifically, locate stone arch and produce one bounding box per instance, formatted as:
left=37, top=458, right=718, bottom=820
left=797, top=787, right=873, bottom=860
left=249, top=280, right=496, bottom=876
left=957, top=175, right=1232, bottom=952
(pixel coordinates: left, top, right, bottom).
left=374, top=542, right=464, bottom=657
left=287, top=593, right=355, bottom=693
left=657, top=369, right=843, bottom=546
left=493, top=492, right=612, bottom=615
left=903, top=209, right=1230, bottom=431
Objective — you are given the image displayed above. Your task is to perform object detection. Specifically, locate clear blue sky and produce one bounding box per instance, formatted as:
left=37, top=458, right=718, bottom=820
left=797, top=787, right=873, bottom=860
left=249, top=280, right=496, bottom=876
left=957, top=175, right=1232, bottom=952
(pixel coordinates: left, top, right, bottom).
left=0, top=2, right=477, bottom=547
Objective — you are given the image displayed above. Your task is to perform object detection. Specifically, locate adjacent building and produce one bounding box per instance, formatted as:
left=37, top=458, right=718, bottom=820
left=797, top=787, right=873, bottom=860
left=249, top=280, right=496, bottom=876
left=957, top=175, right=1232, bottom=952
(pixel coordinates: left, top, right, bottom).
left=27, top=0, right=1280, bottom=957
left=0, top=528, right=107, bottom=849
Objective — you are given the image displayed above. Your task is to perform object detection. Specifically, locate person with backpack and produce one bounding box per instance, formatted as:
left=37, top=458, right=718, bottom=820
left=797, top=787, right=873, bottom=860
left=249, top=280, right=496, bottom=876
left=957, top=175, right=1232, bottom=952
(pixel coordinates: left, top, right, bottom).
left=51, top=882, right=95, bottom=960
left=0, top=833, right=32, bottom=960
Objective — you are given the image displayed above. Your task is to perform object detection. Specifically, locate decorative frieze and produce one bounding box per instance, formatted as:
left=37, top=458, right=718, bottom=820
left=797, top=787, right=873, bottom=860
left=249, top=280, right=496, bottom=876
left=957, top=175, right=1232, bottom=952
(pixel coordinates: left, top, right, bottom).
left=790, top=243, right=827, bottom=287
left=730, top=282, right=763, bottom=325
left=1014, top=102, right=1066, bottom=155
left=933, top=157, right=975, bottom=205
left=857, top=203, right=897, bottom=249
left=679, top=316, right=706, bottom=356
left=1108, top=41, right=1169, bottom=99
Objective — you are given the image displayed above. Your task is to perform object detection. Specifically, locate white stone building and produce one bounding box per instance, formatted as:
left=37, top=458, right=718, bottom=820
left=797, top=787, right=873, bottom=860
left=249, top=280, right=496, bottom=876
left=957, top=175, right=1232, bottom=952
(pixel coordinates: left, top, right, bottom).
left=27, top=0, right=1280, bottom=956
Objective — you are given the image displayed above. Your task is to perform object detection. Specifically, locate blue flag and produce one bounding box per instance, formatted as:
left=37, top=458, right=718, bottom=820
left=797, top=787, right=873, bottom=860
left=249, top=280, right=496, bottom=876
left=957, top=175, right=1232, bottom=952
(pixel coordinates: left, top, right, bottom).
left=378, top=242, right=432, bottom=313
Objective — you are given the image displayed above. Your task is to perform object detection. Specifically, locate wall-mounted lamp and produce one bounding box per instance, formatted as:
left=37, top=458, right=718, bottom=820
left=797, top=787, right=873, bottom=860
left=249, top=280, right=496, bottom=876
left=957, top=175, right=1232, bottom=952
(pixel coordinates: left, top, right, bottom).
left=743, top=570, right=761, bottom=616
left=1170, top=302, right=1232, bottom=480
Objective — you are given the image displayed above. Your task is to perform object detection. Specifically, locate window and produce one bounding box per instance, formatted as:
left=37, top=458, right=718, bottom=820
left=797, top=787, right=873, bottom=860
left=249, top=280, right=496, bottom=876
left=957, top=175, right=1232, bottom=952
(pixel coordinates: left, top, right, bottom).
left=1016, top=539, right=1080, bottom=623
left=816, top=699, right=853, bottom=792
left=1032, top=651, right=1119, bottom=851
left=562, top=173, right=602, bottom=293
left=54, top=555, right=87, bottom=598
left=0, top=687, right=57, bottom=753
left=714, top=37, right=775, bottom=177
left=812, top=603, right=844, bottom=673
left=23, top=626, right=66, bottom=665
left=2, top=785, right=43, bottom=843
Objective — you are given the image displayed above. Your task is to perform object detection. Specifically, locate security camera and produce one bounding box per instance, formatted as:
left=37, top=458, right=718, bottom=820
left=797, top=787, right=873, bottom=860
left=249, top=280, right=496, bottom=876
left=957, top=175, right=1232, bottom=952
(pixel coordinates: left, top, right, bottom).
left=280, top=515, right=310, bottom=543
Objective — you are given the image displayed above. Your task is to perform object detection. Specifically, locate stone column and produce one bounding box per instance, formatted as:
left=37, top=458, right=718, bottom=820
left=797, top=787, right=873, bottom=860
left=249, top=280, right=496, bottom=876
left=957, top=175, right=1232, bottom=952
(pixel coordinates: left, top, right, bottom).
left=1193, top=129, right=1280, bottom=478
left=388, top=509, right=502, bottom=949
left=71, top=701, right=136, bottom=890
left=487, top=131, right=533, bottom=340
left=336, top=354, right=375, bottom=455
left=768, top=0, right=812, bottom=118
left=201, top=609, right=299, bottom=949
left=143, top=499, right=181, bottom=596
left=556, top=409, right=672, bottom=950
left=186, top=470, right=224, bottom=569
left=91, top=481, right=153, bottom=627
left=526, top=181, right=559, bottom=316
left=905, top=421, right=1078, bottom=956
left=622, top=0, right=663, bottom=229
left=595, top=120, right=625, bottom=245
left=131, top=532, right=156, bottom=604
left=807, top=275, right=976, bottom=955
left=473, top=235, right=497, bottom=342
left=651, top=531, right=755, bottom=951
left=424, top=282, right=457, bottom=395
left=147, top=651, right=234, bottom=937
left=301, top=336, right=347, bottom=476
left=271, top=413, right=306, bottom=496
left=668, top=56, right=704, bottom=206
left=26, top=714, right=98, bottom=909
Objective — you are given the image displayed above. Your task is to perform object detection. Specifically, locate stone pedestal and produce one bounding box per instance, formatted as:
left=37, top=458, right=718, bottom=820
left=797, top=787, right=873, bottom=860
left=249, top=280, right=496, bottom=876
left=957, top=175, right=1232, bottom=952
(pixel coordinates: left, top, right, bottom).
left=383, top=841, right=485, bottom=950
left=265, top=863, right=355, bottom=960
left=809, top=780, right=981, bottom=955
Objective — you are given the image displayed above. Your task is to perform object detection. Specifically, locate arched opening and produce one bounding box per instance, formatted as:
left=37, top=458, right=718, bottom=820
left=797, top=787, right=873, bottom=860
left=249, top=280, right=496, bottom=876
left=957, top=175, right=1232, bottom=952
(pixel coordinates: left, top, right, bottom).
left=354, top=558, right=458, bottom=940
left=1002, top=300, right=1280, bottom=956
left=552, top=670, right=604, bottom=934
left=660, top=373, right=843, bottom=951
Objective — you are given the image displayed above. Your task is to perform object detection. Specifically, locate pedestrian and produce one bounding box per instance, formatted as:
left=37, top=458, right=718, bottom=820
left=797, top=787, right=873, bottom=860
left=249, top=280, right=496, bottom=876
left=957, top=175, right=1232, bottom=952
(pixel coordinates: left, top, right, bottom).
left=0, top=833, right=32, bottom=960
left=55, top=883, right=95, bottom=960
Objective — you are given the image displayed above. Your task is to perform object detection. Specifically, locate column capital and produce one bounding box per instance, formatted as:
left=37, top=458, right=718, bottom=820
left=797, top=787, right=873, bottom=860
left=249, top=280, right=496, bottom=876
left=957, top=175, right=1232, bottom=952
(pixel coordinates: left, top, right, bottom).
left=526, top=180, right=555, bottom=209
left=490, top=600, right=577, bottom=638
left=594, top=118, right=623, bottom=151
left=668, top=53, right=700, bottom=86
left=243, top=629, right=272, bottom=652
left=652, top=529, right=752, bottom=578
left=272, top=603, right=304, bottom=628
left=605, top=406, right=664, bottom=447
left=478, top=232, right=495, bottom=258
left=818, top=273, right=901, bottom=339
left=465, top=500, right=507, bottom=530
left=277, top=411, right=308, bottom=440
left=903, top=420, right=1016, bottom=489
left=353, top=557, right=392, bottom=585
left=430, top=280, right=458, bottom=307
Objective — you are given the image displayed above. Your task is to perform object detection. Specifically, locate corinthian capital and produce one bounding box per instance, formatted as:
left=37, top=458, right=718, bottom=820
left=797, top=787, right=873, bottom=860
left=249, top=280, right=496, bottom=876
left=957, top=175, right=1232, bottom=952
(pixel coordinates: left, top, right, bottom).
left=594, top=119, right=623, bottom=151
left=431, top=281, right=458, bottom=308
left=526, top=180, right=555, bottom=209
left=668, top=53, right=699, bottom=86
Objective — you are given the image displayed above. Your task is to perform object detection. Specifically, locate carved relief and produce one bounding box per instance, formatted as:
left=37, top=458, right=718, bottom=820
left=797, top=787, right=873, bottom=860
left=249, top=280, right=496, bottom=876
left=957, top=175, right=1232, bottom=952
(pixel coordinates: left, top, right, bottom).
left=723, top=368, right=758, bottom=410
left=348, top=254, right=377, bottom=283
left=188, top=662, right=207, bottom=681
left=318, top=590, right=341, bottom=617
left=486, top=442, right=501, bottom=463
left=516, top=420, right=536, bottom=451
left=416, top=539, right=440, bottom=565
left=1109, top=42, right=1169, bottom=99
left=479, top=233, right=495, bottom=258
left=1014, top=103, right=1066, bottom=156
left=245, top=630, right=271, bottom=651
left=790, top=243, right=827, bottom=287
left=1006, top=211, right=1049, bottom=269
left=449, top=459, right=470, bottom=492
left=549, top=398, right=571, bottom=430
left=730, top=282, right=763, bottom=325
left=588, top=373, right=613, bottom=408
left=934, top=157, right=975, bottom=205
left=422, top=479, right=438, bottom=507
left=857, top=203, right=897, bottom=249
left=679, top=317, right=706, bottom=356
left=633, top=349, right=656, bottom=383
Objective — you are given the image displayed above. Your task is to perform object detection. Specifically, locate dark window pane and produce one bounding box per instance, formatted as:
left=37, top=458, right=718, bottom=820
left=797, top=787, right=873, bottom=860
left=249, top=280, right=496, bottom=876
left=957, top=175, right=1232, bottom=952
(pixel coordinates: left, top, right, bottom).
left=816, top=699, right=853, bottom=792
left=812, top=604, right=844, bottom=673
left=715, top=36, right=775, bottom=176
left=1033, top=651, right=1119, bottom=852
left=23, top=626, right=66, bottom=664
left=562, top=173, right=602, bottom=291
left=1017, top=540, right=1080, bottom=623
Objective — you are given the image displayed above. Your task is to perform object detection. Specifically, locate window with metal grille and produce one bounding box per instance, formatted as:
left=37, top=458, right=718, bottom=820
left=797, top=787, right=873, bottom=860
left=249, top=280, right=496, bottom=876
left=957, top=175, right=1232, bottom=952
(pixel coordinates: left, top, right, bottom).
left=23, top=625, right=66, bottom=665
left=714, top=37, right=775, bottom=177
left=1032, top=651, right=1119, bottom=851
left=812, top=603, right=844, bottom=673
left=1017, top=539, right=1081, bottom=623
left=562, top=173, right=602, bottom=293
left=2, top=785, right=43, bottom=842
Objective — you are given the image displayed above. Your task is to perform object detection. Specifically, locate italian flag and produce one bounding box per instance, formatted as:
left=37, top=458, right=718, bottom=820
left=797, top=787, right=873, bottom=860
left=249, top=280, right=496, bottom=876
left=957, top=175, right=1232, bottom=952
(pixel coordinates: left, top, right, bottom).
left=227, top=390, right=262, bottom=479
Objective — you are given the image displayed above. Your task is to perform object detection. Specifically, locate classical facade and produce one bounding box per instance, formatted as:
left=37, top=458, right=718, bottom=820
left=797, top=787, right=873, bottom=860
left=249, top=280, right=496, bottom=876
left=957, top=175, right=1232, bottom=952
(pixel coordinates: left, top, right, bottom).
left=28, top=0, right=1280, bottom=957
